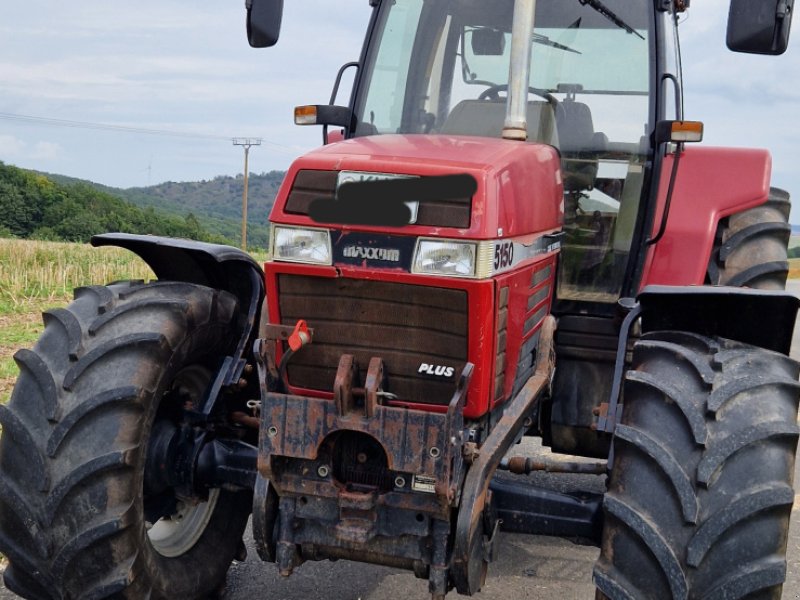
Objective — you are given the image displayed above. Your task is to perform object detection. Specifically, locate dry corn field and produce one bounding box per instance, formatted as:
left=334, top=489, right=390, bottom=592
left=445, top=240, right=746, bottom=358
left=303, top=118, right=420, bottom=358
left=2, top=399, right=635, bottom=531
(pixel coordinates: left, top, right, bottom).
left=0, top=238, right=155, bottom=403
left=0, top=238, right=154, bottom=308
left=791, top=258, right=800, bottom=280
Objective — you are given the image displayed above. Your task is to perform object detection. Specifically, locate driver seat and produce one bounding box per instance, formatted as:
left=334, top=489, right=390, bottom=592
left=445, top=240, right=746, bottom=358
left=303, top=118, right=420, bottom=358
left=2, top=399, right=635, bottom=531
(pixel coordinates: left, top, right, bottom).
left=440, top=99, right=559, bottom=146
left=556, top=99, right=608, bottom=191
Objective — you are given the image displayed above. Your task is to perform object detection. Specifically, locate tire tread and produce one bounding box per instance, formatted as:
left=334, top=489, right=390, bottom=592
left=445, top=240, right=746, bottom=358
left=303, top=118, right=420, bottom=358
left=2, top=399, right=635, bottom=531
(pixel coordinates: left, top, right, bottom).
left=0, top=280, right=247, bottom=599
left=594, top=331, right=800, bottom=599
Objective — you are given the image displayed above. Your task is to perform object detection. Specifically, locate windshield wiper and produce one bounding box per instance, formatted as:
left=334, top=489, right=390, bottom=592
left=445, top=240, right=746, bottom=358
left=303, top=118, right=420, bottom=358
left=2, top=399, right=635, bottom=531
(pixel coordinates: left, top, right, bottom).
left=533, top=32, right=581, bottom=54
left=578, top=0, right=645, bottom=40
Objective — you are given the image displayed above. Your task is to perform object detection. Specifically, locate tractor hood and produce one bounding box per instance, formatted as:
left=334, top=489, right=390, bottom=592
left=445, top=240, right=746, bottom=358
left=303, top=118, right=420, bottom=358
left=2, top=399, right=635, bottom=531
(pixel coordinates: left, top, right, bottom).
left=270, top=134, right=563, bottom=239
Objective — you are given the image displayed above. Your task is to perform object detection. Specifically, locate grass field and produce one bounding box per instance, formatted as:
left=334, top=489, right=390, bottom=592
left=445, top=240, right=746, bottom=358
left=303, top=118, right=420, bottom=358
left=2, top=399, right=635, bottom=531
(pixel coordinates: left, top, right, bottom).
left=0, top=238, right=268, bottom=403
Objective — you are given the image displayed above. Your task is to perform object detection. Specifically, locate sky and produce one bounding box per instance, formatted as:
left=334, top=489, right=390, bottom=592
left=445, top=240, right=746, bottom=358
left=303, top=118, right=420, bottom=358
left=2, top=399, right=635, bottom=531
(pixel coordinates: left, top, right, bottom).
left=1, top=1, right=799, bottom=220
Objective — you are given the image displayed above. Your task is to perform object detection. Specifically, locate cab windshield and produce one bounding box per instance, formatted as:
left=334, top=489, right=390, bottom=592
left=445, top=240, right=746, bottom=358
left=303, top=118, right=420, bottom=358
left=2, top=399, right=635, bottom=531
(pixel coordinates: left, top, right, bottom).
left=355, top=0, right=653, bottom=302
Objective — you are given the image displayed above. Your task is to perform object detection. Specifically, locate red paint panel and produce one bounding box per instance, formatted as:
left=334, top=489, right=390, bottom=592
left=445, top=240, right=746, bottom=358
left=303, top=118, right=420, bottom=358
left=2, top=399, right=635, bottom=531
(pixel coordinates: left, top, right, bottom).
left=492, top=256, right=556, bottom=409
left=270, top=134, right=563, bottom=240
left=641, top=146, right=771, bottom=288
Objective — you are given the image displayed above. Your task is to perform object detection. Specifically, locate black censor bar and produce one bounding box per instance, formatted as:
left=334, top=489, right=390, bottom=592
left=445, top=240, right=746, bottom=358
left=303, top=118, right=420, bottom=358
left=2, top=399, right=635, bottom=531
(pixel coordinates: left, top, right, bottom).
left=309, top=173, right=477, bottom=227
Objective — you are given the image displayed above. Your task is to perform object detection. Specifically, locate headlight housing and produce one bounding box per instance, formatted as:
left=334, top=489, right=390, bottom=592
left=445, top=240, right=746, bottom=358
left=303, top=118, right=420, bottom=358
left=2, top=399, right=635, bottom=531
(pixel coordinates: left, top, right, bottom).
left=411, top=238, right=495, bottom=278
left=271, top=226, right=332, bottom=265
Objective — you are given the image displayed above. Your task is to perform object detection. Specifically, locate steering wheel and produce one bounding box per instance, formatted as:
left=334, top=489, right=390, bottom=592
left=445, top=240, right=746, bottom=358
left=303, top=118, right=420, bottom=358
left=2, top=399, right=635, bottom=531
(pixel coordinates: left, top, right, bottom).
left=478, top=84, right=558, bottom=107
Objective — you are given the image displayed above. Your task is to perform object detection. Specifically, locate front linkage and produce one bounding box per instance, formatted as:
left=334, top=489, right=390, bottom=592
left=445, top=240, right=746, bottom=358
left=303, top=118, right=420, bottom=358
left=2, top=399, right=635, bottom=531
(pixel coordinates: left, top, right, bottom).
left=250, top=316, right=556, bottom=598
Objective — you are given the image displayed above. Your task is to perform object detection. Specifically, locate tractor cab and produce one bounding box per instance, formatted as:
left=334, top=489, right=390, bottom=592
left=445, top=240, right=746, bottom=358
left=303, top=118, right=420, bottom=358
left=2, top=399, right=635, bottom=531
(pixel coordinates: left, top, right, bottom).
left=349, top=0, right=652, bottom=304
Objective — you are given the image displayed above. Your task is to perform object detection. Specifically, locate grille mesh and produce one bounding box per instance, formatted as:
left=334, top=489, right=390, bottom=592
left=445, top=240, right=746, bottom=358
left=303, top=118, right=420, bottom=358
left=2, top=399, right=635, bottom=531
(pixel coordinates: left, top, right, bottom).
left=278, top=274, right=468, bottom=405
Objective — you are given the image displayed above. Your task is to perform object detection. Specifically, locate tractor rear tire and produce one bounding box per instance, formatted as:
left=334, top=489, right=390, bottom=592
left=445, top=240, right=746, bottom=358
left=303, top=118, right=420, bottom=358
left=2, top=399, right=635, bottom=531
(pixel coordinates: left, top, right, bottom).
left=0, top=281, right=251, bottom=599
left=594, top=331, right=800, bottom=599
left=707, top=187, right=791, bottom=289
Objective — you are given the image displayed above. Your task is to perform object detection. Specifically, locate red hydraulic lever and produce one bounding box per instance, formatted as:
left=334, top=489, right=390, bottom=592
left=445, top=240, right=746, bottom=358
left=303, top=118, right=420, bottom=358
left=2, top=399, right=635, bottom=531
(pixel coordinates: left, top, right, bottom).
left=288, top=320, right=311, bottom=352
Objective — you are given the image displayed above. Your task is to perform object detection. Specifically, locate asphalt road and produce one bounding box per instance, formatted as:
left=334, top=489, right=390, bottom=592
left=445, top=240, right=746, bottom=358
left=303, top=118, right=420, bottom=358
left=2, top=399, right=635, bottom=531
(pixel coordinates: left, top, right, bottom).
left=3, top=282, right=800, bottom=599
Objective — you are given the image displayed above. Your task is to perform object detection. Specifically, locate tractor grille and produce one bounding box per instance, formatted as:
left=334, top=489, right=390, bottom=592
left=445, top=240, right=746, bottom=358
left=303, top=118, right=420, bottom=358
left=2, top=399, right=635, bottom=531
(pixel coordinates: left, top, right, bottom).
left=278, top=274, right=468, bottom=405
left=285, top=169, right=473, bottom=228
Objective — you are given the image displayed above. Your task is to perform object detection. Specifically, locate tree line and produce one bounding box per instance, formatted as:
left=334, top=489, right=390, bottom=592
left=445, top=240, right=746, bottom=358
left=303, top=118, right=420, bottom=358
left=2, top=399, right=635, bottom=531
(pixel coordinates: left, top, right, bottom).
left=0, top=162, right=228, bottom=244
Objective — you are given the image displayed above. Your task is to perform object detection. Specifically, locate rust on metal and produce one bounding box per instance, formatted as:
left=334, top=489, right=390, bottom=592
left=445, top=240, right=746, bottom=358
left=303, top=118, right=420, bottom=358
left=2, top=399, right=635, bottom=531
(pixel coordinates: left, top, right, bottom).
left=364, top=357, right=384, bottom=419
left=253, top=309, right=483, bottom=599
left=596, top=401, right=624, bottom=433
left=334, top=354, right=359, bottom=416
left=503, top=455, right=607, bottom=475
left=462, top=442, right=480, bottom=465
left=335, top=488, right=379, bottom=543
left=263, top=322, right=315, bottom=342
left=256, top=338, right=474, bottom=517
left=451, top=315, right=556, bottom=595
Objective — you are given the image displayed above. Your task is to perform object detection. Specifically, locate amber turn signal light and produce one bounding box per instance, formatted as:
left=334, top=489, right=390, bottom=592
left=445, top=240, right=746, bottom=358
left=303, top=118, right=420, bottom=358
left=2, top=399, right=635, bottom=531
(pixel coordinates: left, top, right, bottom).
left=655, top=120, right=704, bottom=144
left=294, top=105, right=319, bottom=125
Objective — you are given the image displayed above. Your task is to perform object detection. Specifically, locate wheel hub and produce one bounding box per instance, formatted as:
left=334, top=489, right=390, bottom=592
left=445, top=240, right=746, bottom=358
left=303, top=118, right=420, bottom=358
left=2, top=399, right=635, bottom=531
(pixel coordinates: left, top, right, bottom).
left=147, top=489, right=221, bottom=557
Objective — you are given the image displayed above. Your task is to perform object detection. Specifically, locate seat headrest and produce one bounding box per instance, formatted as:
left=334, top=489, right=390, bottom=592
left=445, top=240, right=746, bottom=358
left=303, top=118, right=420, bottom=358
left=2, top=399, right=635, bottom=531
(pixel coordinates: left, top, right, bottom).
left=556, top=100, right=596, bottom=152
left=440, top=100, right=559, bottom=146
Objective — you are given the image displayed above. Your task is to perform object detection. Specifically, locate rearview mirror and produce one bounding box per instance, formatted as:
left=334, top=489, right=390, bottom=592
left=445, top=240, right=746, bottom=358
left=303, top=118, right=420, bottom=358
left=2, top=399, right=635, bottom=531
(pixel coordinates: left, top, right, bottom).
left=246, top=0, right=284, bottom=48
left=471, top=28, right=506, bottom=56
left=727, top=0, right=794, bottom=55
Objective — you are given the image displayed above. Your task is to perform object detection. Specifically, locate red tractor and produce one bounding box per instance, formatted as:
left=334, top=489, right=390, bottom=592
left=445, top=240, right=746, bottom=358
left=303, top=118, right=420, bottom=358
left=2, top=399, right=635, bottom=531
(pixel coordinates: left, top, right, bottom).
left=1, top=0, right=798, bottom=598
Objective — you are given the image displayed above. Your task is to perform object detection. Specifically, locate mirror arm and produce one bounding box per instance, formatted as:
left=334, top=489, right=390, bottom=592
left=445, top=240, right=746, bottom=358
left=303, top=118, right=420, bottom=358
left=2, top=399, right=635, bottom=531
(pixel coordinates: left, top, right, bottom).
left=324, top=62, right=360, bottom=144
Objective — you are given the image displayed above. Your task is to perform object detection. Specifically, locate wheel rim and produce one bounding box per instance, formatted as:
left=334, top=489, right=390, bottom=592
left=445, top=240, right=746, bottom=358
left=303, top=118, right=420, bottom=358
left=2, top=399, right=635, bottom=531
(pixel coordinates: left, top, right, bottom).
left=145, top=363, right=219, bottom=558
left=147, top=489, right=220, bottom=557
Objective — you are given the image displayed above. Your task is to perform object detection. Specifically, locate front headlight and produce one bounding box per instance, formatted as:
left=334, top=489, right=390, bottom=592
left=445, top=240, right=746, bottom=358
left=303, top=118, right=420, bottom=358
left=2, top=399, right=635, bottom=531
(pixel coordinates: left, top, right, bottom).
left=412, top=238, right=496, bottom=278
left=272, top=226, right=332, bottom=265
left=412, top=240, right=477, bottom=277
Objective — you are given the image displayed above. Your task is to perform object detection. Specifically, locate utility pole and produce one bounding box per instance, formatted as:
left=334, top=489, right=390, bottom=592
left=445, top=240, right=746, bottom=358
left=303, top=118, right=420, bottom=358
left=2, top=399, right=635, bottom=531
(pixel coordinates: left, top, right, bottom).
left=232, top=138, right=262, bottom=251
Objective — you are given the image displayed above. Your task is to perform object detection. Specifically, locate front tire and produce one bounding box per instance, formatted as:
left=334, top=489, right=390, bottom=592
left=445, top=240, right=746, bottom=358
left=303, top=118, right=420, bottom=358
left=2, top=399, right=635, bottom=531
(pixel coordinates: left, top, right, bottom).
left=594, top=331, right=800, bottom=599
left=0, top=281, right=251, bottom=599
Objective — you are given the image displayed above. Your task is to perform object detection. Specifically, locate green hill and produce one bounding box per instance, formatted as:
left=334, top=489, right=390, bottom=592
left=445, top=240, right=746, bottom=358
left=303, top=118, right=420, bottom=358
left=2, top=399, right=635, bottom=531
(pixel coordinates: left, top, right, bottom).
left=0, top=162, right=227, bottom=244
left=45, top=171, right=286, bottom=248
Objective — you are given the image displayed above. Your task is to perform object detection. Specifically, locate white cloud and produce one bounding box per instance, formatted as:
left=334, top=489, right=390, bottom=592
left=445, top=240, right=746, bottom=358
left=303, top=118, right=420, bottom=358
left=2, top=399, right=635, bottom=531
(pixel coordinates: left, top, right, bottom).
left=0, top=134, right=27, bottom=158
left=0, top=135, right=62, bottom=162
left=0, top=1, right=369, bottom=138
left=29, top=141, right=62, bottom=160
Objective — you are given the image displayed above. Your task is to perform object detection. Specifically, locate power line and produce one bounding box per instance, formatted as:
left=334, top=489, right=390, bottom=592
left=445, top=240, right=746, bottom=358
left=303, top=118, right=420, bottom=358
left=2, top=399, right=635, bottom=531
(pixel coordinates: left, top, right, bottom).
left=0, top=111, right=229, bottom=140
left=0, top=111, right=295, bottom=152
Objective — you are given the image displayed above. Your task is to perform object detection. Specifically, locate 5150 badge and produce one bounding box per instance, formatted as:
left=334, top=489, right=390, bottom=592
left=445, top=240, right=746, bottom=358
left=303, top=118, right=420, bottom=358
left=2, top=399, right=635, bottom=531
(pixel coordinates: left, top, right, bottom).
left=490, top=233, right=561, bottom=275
left=494, top=241, right=514, bottom=270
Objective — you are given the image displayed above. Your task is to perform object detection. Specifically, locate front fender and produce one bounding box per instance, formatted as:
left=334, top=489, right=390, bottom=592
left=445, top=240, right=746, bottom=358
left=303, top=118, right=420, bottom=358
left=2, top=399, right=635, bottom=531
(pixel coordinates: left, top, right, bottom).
left=638, top=285, right=798, bottom=356
left=91, top=233, right=265, bottom=384
left=641, top=147, right=772, bottom=287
